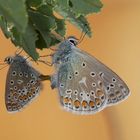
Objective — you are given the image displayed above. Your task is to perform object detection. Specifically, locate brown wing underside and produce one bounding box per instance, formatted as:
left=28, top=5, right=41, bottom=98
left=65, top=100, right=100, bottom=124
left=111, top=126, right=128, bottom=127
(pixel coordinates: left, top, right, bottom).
left=5, top=61, right=41, bottom=112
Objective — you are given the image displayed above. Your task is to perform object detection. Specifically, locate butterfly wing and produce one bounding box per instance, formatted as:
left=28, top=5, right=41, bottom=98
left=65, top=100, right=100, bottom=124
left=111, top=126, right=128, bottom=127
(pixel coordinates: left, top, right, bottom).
left=54, top=47, right=130, bottom=114
left=5, top=58, right=41, bottom=112
left=75, top=48, right=130, bottom=106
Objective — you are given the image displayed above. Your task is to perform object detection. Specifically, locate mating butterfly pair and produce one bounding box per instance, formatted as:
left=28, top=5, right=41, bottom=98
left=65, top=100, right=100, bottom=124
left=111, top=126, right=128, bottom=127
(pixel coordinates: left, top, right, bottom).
left=3, top=36, right=130, bottom=114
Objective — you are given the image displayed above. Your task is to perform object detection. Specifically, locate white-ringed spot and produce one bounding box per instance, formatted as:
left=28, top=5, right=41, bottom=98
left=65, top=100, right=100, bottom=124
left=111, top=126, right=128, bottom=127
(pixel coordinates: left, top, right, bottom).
left=60, top=83, right=64, bottom=88
left=81, top=62, right=86, bottom=68
left=19, top=72, right=23, bottom=77
left=90, top=72, right=96, bottom=77
left=68, top=75, right=72, bottom=80
left=10, top=80, right=14, bottom=85
left=90, top=90, right=95, bottom=96
left=112, top=78, right=116, bottom=82
left=17, top=80, right=23, bottom=84
left=92, top=82, right=96, bottom=87
left=74, top=71, right=79, bottom=76
left=65, top=89, right=72, bottom=94
left=12, top=71, right=16, bottom=76
left=74, top=90, right=78, bottom=95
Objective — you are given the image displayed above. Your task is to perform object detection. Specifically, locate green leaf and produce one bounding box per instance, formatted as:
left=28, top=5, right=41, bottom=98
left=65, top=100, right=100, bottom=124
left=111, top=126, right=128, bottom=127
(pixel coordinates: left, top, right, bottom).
left=36, top=4, right=53, bottom=16
left=0, top=16, right=11, bottom=38
left=49, top=33, right=61, bottom=46
left=36, top=31, right=46, bottom=50
left=70, top=15, right=92, bottom=37
left=55, top=0, right=69, bottom=9
left=54, top=7, right=92, bottom=37
left=55, top=19, right=66, bottom=36
left=26, top=0, right=43, bottom=8
left=10, top=26, right=22, bottom=46
left=28, top=9, right=57, bottom=47
left=0, top=0, right=28, bottom=33
left=21, top=23, right=39, bottom=60
left=29, top=9, right=56, bottom=31
left=69, top=0, right=103, bottom=15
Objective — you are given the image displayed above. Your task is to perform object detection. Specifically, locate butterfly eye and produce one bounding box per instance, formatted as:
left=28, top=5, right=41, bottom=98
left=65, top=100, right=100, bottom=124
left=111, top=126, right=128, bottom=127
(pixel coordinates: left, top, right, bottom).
left=5, top=57, right=13, bottom=64
left=68, top=38, right=78, bottom=46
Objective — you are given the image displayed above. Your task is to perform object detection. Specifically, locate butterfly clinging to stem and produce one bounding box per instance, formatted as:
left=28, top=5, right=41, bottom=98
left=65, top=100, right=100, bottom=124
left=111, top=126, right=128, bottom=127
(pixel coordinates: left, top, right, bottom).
left=3, top=53, right=49, bottom=113
left=50, top=36, right=130, bottom=115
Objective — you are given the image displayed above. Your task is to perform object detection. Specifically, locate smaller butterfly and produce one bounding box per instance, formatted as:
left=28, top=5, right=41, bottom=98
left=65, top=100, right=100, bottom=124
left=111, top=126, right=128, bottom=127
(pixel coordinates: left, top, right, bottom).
left=4, top=54, right=47, bottom=113
left=51, top=36, right=130, bottom=115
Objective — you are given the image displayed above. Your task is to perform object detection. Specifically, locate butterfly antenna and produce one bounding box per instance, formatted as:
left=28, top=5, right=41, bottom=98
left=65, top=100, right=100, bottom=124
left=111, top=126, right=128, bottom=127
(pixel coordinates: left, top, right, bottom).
left=78, top=24, right=88, bottom=44
left=78, top=30, right=88, bottom=44
left=79, top=28, right=85, bottom=42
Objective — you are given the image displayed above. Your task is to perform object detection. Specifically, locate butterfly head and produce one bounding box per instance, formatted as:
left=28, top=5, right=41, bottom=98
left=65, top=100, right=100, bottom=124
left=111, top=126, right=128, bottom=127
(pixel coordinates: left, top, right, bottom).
left=4, top=56, right=14, bottom=64
left=4, top=55, right=26, bottom=65
left=67, top=36, right=79, bottom=46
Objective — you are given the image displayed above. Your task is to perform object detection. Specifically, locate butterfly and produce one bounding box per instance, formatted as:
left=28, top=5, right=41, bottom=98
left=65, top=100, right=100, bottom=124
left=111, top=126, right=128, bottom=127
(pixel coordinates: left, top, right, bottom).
left=4, top=54, right=47, bottom=113
left=51, top=36, right=130, bottom=115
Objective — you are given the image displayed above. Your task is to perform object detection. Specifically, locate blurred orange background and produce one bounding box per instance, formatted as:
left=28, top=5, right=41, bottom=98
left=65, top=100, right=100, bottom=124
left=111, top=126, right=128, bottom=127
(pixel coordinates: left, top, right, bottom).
left=0, top=0, right=140, bottom=140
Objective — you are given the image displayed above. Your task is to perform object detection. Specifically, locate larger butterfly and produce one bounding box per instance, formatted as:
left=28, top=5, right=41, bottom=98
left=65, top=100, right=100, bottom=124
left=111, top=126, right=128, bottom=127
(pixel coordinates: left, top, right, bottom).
left=51, top=36, right=130, bottom=115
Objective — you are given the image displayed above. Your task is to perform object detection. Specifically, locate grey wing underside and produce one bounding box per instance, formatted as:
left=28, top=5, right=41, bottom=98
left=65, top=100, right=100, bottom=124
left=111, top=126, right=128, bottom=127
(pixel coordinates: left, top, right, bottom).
left=53, top=48, right=130, bottom=114
left=5, top=61, right=41, bottom=112
left=75, top=48, right=130, bottom=106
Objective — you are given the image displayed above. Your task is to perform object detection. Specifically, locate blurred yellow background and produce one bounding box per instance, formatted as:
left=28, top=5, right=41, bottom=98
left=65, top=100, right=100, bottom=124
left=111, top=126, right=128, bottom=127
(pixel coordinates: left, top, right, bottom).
left=0, top=0, right=140, bottom=140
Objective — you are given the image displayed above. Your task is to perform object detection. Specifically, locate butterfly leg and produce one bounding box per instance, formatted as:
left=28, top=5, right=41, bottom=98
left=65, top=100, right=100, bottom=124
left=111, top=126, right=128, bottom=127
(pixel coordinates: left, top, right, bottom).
left=38, top=54, right=54, bottom=66
left=37, top=59, right=53, bottom=66
left=49, top=48, right=58, bottom=51
left=15, top=48, right=23, bottom=55
left=39, top=74, right=51, bottom=81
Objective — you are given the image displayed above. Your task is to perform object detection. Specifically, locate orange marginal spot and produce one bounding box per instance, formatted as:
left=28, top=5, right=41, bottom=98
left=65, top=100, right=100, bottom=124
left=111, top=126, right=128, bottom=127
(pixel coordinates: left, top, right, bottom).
left=109, top=93, right=116, bottom=100
left=115, top=91, right=122, bottom=97
left=96, top=89, right=104, bottom=97
left=12, top=102, right=18, bottom=107
left=82, top=100, right=88, bottom=108
left=89, top=100, right=95, bottom=108
left=27, top=92, right=33, bottom=98
left=98, top=81, right=103, bottom=87
left=63, top=97, right=69, bottom=104
left=6, top=103, right=12, bottom=107
left=13, top=92, right=18, bottom=97
left=30, top=88, right=35, bottom=92
left=18, top=95, right=23, bottom=101
left=95, top=98, right=101, bottom=106
left=74, top=100, right=80, bottom=108
left=22, top=95, right=28, bottom=101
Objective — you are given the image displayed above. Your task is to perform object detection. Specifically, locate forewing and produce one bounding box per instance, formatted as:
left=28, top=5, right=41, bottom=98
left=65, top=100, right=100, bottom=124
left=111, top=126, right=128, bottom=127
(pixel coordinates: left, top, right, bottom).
left=5, top=60, right=41, bottom=112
